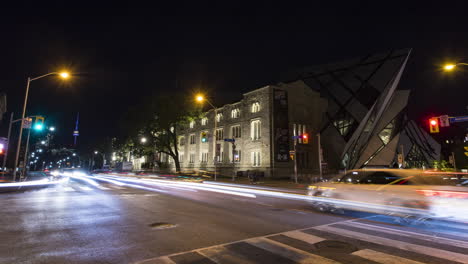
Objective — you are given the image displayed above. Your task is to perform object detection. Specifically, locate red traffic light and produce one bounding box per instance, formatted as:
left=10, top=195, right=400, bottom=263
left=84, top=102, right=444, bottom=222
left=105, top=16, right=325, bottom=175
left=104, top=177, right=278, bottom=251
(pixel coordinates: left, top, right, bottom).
left=430, top=119, right=437, bottom=126
left=429, top=118, right=439, bottom=133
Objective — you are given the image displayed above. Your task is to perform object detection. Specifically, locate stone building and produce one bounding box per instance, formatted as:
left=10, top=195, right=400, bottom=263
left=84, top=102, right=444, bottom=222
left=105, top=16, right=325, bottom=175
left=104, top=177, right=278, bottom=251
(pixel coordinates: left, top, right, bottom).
left=175, top=80, right=327, bottom=178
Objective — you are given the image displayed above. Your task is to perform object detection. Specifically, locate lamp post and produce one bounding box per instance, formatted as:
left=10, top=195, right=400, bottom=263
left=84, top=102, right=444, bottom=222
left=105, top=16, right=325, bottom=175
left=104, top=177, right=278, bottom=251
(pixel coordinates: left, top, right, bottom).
left=13, top=71, right=70, bottom=181
left=196, top=94, right=218, bottom=181
left=443, top=62, right=468, bottom=71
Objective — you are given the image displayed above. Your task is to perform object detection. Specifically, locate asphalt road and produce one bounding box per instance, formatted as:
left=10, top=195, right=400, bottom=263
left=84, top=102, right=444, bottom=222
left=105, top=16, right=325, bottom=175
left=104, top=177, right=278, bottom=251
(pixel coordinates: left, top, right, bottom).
left=1, top=176, right=467, bottom=264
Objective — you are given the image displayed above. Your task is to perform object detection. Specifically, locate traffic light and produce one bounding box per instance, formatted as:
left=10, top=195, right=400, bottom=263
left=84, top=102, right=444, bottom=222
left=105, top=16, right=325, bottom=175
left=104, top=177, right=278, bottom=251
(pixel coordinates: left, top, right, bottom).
left=34, top=116, right=45, bottom=131
left=201, top=132, right=208, bottom=143
left=429, top=118, right=439, bottom=133
left=302, top=133, right=309, bottom=144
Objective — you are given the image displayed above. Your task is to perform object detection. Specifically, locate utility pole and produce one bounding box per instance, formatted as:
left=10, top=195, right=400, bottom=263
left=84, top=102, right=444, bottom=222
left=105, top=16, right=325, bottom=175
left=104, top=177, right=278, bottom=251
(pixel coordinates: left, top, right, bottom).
left=2, top=112, right=13, bottom=170
left=317, top=133, right=322, bottom=180
left=293, top=137, right=298, bottom=184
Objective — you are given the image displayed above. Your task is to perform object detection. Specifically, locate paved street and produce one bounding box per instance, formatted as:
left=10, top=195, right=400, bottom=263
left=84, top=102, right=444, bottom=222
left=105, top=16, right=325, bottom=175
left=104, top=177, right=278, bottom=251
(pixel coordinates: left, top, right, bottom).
left=1, top=176, right=468, bottom=264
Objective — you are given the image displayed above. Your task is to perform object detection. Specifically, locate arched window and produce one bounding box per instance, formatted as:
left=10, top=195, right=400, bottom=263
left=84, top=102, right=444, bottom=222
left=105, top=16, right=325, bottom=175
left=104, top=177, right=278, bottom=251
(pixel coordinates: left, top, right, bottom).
left=201, top=117, right=208, bottom=126
left=216, top=113, right=223, bottom=122
left=251, top=102, right=261, bottom=113
left=189, top=121, right=195, bottom=128
left=231, top=108, right=240, bottom=118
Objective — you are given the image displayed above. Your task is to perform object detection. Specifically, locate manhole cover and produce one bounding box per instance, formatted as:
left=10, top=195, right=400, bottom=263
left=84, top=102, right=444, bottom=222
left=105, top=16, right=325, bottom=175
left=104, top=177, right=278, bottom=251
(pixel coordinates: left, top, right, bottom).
left=314, top=240, right=357, bottom=254
left=149, top=222, right=177, bottom=230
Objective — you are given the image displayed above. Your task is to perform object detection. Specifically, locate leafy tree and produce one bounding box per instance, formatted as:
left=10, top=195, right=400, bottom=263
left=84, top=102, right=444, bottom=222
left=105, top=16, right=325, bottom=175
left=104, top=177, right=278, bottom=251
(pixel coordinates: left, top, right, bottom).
left=122, top=93, right=200, bottom=172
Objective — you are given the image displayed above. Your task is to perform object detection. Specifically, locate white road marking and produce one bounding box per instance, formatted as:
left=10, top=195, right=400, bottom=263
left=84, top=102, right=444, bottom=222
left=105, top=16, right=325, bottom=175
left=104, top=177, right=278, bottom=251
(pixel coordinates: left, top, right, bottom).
left=353, top=249, right=425, bottom=264
left=199, top=246, right=257, bottom=264
left=283, top=230, right=325, bottom=244
left=343, top=221, right=468, bottom=249
left=247, top=237, right=338, bottom=264
left=78, top=186, right=93, bottom=191
left=314, top=225, right=468, bottom=264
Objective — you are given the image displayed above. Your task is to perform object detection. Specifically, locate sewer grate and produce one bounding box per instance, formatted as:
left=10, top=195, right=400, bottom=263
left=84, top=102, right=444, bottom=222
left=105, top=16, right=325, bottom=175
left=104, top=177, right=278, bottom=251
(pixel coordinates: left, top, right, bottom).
left=149, top=222, right=177, bottom=230
left=314, top=240, right=358, bottom=254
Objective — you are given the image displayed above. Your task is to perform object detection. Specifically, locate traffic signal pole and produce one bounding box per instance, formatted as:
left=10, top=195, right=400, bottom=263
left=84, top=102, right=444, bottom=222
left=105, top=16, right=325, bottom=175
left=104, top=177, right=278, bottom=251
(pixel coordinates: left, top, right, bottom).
left=13, top=77, right=31, bottom=181
left=2, top=112, right=13, bottom=170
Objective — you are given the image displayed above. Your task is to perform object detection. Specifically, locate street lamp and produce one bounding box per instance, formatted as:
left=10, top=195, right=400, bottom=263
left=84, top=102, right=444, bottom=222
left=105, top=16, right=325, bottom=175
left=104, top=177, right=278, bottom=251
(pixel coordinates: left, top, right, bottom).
left=41, top=140, right=46, bottom=145
left=94, top=151, right=98, bottom=155
left=195, top=94, right=219, bottom=181
left=443, top=62, right=468, bottom=71
left=49, top=126, right=55, bottom=132
left=13, top=71, right=70, bottom=180
left=140, top=137, right=147, bottom=143
left=72, top=153, right=76, bottom=156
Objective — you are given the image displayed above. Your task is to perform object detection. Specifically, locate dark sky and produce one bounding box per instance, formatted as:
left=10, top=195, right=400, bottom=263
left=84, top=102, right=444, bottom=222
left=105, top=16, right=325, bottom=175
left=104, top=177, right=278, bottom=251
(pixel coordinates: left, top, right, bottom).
left=1, top=2, right=468, bottom=152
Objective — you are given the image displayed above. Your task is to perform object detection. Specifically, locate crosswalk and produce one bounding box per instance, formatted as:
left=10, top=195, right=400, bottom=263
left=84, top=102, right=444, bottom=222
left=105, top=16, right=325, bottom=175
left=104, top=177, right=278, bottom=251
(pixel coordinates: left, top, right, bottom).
left=137, top=220, right=468, bottom=264
left=38, top=184, right=127, bottom=193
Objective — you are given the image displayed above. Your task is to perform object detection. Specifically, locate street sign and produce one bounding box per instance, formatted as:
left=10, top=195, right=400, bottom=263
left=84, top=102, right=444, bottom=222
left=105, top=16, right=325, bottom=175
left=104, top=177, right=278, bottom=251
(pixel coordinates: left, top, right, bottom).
left=224, top=138, right=235, bottom=142
left=22, top=118, right=32, bottom=129
left=440, top=115, right=450, bottom=127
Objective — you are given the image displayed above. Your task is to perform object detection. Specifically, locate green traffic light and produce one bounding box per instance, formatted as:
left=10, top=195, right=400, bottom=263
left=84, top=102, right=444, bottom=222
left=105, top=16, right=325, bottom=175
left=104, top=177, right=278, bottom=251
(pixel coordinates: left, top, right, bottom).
left=34, top=123, right=44, bottom=131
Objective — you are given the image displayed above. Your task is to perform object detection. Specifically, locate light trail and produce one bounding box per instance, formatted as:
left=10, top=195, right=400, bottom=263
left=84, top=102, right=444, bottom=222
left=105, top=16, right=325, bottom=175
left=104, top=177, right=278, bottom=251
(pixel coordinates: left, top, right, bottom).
left=0, top=177, right=68, bottom=188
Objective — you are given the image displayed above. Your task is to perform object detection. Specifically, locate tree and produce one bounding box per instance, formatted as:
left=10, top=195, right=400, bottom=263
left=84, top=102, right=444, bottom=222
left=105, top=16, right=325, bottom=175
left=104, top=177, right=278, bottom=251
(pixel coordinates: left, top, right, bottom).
left=122, top=93, right=200, bottom=172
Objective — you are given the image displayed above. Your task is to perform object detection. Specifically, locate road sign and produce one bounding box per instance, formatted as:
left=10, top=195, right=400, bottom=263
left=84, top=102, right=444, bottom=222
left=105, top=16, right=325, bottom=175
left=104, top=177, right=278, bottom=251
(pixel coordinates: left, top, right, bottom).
left=224, top=138, right=235, bottom=142
left=22, top=118, right=32, bottom=129
left=440, top=115, right=450, bottom=127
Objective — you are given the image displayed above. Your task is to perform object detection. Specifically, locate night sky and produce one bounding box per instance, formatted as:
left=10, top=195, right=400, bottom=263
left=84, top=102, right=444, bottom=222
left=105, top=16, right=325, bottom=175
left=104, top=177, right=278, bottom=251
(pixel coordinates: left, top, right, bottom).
left=1, top=2, right=468, bottom=152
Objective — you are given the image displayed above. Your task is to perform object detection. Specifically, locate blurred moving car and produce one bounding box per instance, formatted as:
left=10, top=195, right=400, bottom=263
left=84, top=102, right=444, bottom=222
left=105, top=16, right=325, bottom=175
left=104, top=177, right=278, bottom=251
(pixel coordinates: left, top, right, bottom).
left=308, top=169, right=468, bottom=222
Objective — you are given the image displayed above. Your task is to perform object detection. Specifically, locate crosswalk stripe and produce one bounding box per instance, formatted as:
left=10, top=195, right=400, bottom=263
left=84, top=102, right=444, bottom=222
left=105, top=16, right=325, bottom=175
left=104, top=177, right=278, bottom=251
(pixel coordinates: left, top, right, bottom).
left=314, top=225, right=468, bottom=264
left=352, top=249, right=425, bottom=264
left=199, top=245, right=257, bottom=264
left=247, top=237, right=338, bottom=264
left=79, top=186, right=93, bottom=191
left=343, top=221, right=468, bottom=249
left=283, top=230, right=325, bottom=244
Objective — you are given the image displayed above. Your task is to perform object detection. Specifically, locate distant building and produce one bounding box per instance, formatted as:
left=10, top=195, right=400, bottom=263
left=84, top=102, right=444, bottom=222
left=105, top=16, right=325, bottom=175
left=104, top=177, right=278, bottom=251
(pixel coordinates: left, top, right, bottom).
left=175, top=81, right=326, bottom=178
left=170, top=49, right=440, bottom=178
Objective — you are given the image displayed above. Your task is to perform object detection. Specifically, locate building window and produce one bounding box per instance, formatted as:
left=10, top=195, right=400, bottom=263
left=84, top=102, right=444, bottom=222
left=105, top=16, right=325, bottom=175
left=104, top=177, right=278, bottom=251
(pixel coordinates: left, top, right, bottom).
left=179, top=136, right=185, bottom=146
left=251, top=120, right=261, bottom=140
left=231, top=108, right=240, bottom=119
left=179, top=153, right=184, bottom=163
left=189, top=121, right=195, bottom=128
left=293, top=123, right=307, bottom=144
left=231, top=125, right=241, bottom=138
left=215, top=128, right=224, bottom=141
left=200, top=152, right=209, bottom=163
left=251, top=102, right=261, bottom=113
left=189, top=153, right=195, bottom=164
left=233, top=149, right=241, bottom=162
left=201, top=117, right=208, bottom=126
left=216, top=113, right=223, bottom=122
left=189, top=134, right=195, bottom=144
left=251, top=151, right=261, bottom=166
left=332, top=111, right=355, bottom=138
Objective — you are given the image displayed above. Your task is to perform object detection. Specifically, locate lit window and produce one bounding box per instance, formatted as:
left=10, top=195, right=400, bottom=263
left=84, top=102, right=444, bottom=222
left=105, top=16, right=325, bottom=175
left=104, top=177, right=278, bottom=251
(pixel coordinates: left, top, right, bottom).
left=179, top=153, right=184, bottom=163
left=231, top=125, right=241, bottom=138
left=216, top=113, right=223, bottom=122
left=179, top=136, right=185, bottom=146
left=231, top=108, right=240, bottom=118
left=251, top=102, right=260, bottom=113
left=215, top=128, right=224, bottom=141
left=189, top=121, right=195, bottom=128
left=189, top=134, right=195, bottom=144
left=189, top=153, right=195, bottom=164
left=251, top=120, right=261, bottom=140
left=251, top=151, right=261, bottom=166
left=201, top=117, right=208, bottom=126
left=293, top=123, right=307, bottom=144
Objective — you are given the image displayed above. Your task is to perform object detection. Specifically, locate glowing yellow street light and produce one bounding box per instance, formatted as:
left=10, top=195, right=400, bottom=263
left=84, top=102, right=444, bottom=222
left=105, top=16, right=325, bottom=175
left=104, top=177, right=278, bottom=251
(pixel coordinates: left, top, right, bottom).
left=443, top=62, right=468, bottom=71
left=196, top=94, right=204, bottom=102
left=59, top=71, right=70, bottom=79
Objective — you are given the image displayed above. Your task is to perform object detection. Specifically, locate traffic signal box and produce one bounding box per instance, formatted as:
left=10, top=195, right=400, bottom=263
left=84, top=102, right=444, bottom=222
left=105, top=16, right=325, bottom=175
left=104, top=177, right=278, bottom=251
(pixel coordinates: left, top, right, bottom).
left=201, top=132, right=208, bottom=143
left=429, top=118, right=439, bottom=133
left=302, top=133, right=309, bottom=144
left=34, top=116, right=45, bottom=131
